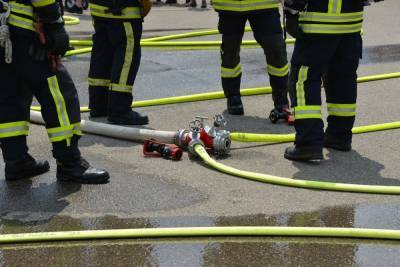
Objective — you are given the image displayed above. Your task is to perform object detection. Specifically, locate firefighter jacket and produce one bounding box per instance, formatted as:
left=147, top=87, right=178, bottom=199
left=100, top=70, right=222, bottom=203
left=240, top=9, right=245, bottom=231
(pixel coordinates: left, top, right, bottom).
left=6, top=0, right=63, bottom=36
left=297, top=0, right=364, bottom=35
left=88, top=0, right=142, bottom=20
left=211, top=0, right=280, bottom=13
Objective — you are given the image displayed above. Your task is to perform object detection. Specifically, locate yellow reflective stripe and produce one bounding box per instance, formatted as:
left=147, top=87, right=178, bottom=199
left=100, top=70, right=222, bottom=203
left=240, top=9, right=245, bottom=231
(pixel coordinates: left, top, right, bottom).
left=89, top=3, right=141, bottom=19
left=294, top=106, right=322, bottom=120
left=0, top=121, right=29, bottom=138
left=72, top=123, right=82, bottom=135
left=110, top=83, right=133, bottom=93
left=31, top=0, right=55, bottom=7
left=8, top=14, right=35, bottom=32
left=47, top=124, right=82, bottom=142
left=88, top=77, right=111, bottom=87
left=328, top=0, right=341, bottom=14
left=48, top=76, right=72, bottom=144
left=9, top=2, right=34, bottom=17
left=299, top=12, right=363, bottom=23
left=266, top=63, right=289, bottom=77
left=299, top=23, right=363, bottom=34
left=221, top=64, right=242, bottom=78
left=327, top=103, right=357, bottom=117
left=47, top=125, right=74, bottom=142
left=119, top=22, right=135, bottom=86
left=212, top=0, right=279, bottom=12
left=296, top=66, right=308, bottom=107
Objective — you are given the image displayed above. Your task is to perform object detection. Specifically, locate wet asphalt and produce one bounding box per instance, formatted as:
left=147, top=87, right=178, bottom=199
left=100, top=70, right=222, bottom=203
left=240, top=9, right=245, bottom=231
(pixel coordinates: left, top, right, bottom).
left=1, top=1, right=400, bottom=266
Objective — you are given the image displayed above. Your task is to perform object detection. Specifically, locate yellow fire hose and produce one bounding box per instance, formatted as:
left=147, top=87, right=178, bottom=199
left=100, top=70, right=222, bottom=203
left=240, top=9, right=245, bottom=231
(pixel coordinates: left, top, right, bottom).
left=9, top=16, right=400, bottom=247
left=2, top=226, right=400, bottom=245
left=194, top=145, right=400, bottom=194
left=29, top=71, right=400, bottom=112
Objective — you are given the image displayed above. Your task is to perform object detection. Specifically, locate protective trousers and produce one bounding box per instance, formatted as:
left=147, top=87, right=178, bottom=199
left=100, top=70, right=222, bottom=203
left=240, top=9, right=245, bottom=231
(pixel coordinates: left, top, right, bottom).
left=0, top=35, right=82, bottom=162
left=218, top=10, right=289, bottom=109
left=289, top=34, right=362, bottom=148
left=88, top=19, right=142, bottom=116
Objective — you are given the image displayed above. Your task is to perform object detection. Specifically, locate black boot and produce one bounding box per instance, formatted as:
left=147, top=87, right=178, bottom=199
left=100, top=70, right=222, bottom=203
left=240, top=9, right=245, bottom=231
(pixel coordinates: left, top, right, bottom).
left=5, top=154, right=50, bottom=181
left=227, top=96, right=244, bottom=115
left=108, top=110, right=149, bottom=125
left=324, top=133, right=352, bottom=151
left=89, top=109, right=107, bottom=118
left=57, top=157, right=110, bottom=184
left=284, top=146, right=323, bottom=161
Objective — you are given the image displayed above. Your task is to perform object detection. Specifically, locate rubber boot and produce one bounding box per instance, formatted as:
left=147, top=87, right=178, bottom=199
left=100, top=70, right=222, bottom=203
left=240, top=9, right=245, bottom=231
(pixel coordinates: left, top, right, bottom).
left=324, top=133, right=352, bottom=151
left=5, top=154, right=50, bottom=181
left=165, top=0, right=177, bottom=3
left=201, top=0, right=206, bottom=8
left=108, top=110, right=149, bottom=125
left=227, top=96, right=244, bottom=115
left=284, top=146, right=323, bottom=161
left=57, top=157, right=110, bottom=184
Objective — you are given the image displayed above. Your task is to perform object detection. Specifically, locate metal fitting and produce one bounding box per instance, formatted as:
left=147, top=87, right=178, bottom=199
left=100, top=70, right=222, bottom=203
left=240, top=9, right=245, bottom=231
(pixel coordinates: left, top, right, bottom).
left=213, top=129, right=231, bottom=156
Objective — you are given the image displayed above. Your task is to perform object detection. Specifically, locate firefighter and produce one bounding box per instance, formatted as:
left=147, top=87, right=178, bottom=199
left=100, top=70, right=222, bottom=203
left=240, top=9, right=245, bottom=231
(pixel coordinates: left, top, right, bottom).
left=283, top=0, right=384, bottom=161
left=0, top=0, right=109, bottom=183
left=87, top=0, right=151, bottom=125
left=212, top=0, right=293, bottom=124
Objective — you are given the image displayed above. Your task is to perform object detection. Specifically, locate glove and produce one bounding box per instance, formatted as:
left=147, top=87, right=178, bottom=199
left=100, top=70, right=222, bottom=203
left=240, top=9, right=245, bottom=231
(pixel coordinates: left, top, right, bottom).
left=28, top=38, right=48, bottom=61
left=43, top=23, right=70, bottom=56
left=140, top=0, right=152, bottom=18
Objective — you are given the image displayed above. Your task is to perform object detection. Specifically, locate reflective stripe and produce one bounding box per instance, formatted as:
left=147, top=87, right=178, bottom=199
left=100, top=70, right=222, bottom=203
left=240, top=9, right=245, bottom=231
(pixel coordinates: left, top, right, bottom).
left=327, top=103, right=357, bottom=117
left=299, top=12, right=363, bottom=23
left=110, top=83, right=133, bottom=93
left=221, top=64, right=242, bottom=78
left=299, top=22, right=363, bottom=34
left=266, top=63, right=289, bottom=77
left=0, top=121, right=29, bottom=138
left=72, top=123, right=82, bottom=135
left=119, top=22, right=135, bottom=87
left=31, top=0, right=55, bottom=7
left=9, top=2, right=34, bottom=17
left=88, top=77, right=111, bottom=87
left=47, top=124, right=82, bottom=142
left=328, top=0, right=342, bottom=14
left=48, top=76, right=72, bottom=144
left=8, top=14, right=35, bottom=32
left=89, top=3, right=141, bottom=19
left=296, top=66, right=308, bottom=107
left=212, top=0, right=279, bottom=12
left=294, top=106, right=322, bottom=120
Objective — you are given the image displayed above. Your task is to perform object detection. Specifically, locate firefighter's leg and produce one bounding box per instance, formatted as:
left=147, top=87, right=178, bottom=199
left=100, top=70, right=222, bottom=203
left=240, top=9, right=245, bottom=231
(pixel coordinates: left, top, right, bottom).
left=107, top=20, right=148, bottom=125
left=0, top=58, right=50, bottom=181
left=88, top=19, right=113, bottom=117
left=324, top=34, right=362, bottom=151
left=218, top=13, right=246, bottom=115
left=32, top=67, right=109, bottom=184
left=249, top=12, right=289, bottom=110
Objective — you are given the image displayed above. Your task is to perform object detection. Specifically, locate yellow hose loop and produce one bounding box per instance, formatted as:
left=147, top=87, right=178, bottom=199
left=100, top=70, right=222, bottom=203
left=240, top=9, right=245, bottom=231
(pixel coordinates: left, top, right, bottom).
left=29, top=71, right=400, bottom=112
left=194, top=145, right=400, bottom=194
left=2, top=226, right=400, bottom=245
left=63, top=15, right=80, bottom=26
left=231, top=121, right=400, bottom=143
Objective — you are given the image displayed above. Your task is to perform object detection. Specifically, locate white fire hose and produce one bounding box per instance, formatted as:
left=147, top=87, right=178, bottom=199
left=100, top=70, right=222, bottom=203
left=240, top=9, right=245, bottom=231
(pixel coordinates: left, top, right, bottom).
left=30, top=111, right=177, bottom=144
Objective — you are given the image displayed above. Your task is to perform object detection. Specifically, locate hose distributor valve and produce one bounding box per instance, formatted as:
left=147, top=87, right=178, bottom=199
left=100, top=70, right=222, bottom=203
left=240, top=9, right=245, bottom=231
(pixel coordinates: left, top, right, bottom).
left=176, top=114, right=231, bottom=156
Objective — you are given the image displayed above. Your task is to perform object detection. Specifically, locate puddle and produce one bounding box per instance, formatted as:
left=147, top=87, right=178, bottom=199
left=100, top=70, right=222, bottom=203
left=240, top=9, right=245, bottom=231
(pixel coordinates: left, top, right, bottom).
left=1, top=204, right=400, bottom=265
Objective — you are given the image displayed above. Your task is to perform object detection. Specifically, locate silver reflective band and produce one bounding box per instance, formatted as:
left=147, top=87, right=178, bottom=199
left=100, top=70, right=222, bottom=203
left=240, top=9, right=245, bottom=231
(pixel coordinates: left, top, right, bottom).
left=0, top=125, right=29, bottom=134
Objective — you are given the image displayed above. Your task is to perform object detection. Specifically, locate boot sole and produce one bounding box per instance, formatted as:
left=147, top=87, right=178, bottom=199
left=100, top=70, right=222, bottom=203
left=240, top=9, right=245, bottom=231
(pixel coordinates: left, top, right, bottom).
left=107, top=117, right=149, bottom=126
left=57, top=173, right=110, bottom=184
left=284, top=153, right=324, bottom=162
left=324, top=143, right=352, bottom=152
left=6, top=163, right=50, bottom=181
